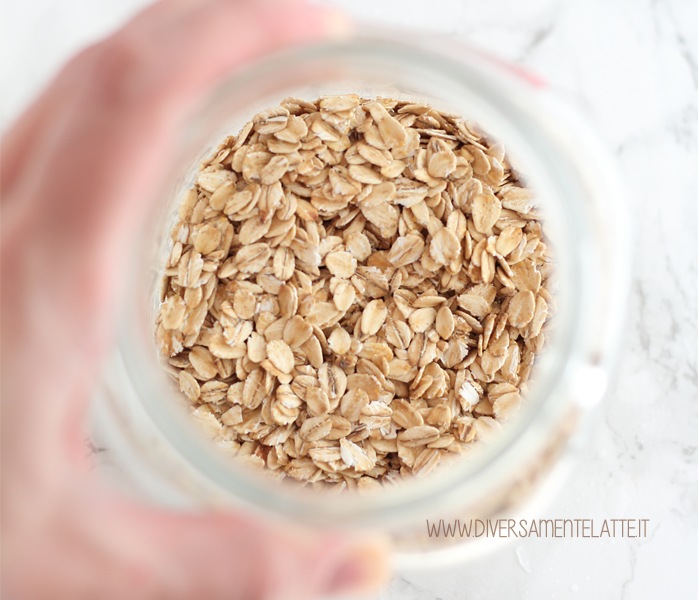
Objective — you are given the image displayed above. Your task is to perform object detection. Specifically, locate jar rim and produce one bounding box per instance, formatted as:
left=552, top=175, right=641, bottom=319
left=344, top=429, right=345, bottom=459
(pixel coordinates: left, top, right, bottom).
left=112, top=33, right=629, bottom=537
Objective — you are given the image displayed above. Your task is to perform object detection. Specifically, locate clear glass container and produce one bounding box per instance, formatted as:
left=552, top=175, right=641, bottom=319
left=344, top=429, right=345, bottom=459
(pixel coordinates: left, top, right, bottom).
left=91, top=32, right=631, bottom=568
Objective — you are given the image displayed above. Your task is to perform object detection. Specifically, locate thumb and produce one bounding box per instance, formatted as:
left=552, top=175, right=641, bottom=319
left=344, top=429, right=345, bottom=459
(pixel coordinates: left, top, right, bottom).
left=99, top=496, right=392, bottom=600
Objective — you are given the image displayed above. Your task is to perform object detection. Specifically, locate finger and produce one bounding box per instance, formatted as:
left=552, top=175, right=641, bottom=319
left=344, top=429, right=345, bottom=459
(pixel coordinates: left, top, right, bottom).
left=5, top=486, right=390, bottom=600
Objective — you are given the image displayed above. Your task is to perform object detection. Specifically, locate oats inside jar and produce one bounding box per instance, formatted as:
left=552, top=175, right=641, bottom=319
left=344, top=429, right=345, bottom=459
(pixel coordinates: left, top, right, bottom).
left=155, top=95, right=554, bottom=491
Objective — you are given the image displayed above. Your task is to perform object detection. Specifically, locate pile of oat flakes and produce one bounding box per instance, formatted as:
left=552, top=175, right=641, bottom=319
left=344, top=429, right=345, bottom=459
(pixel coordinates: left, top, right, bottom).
left=156, top=95, right=553, bottom=491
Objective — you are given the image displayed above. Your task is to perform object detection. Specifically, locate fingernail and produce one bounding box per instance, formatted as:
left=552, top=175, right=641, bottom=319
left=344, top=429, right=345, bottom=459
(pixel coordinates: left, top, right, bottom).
left=328, top=557, right=365, bottom=594
left=326, top=541, right=390, bottom=596
left=322, top=9, right=354, bottom=40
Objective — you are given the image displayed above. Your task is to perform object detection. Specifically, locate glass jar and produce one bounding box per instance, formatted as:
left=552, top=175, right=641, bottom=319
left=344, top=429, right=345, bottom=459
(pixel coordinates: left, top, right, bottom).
left=91, top=32, right=631, bottom=567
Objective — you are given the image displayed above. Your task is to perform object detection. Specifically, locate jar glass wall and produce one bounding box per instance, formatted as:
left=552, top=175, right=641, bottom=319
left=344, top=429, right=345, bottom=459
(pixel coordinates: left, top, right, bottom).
left=91, top=33, right=630, bottom=567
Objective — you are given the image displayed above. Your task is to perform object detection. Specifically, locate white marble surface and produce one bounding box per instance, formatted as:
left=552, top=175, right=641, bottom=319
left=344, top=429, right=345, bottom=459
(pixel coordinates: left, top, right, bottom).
left=3, top=0, right=697, bottom=598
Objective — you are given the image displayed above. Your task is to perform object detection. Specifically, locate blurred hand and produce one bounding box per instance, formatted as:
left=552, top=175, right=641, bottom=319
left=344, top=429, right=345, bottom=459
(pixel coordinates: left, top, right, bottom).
left=0, top=1, right=389, bottom=598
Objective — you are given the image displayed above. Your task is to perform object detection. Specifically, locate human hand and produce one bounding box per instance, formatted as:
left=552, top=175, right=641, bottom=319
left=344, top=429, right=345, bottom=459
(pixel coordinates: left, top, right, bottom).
left=0, top=1, right=389, bottom=598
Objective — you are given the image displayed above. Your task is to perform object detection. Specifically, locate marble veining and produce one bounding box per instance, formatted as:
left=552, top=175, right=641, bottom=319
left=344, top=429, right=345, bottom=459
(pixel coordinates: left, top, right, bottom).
left=2, top=0, right=696, bottom=598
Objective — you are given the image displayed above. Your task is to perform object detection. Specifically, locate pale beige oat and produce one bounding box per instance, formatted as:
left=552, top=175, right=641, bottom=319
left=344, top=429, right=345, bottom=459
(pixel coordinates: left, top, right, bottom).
left=156, top=95, right=554, bottom=489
